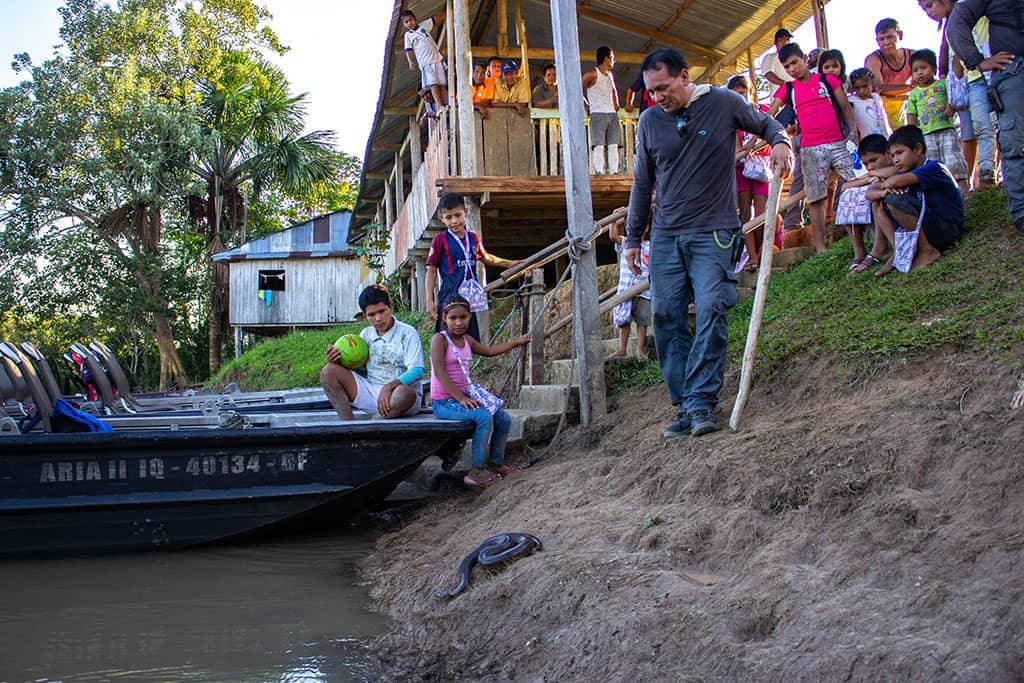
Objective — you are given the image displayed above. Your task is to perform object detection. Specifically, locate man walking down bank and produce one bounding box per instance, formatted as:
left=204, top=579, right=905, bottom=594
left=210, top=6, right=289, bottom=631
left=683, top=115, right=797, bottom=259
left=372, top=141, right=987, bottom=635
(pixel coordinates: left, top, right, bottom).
left=626, top=49, right=792, bottom=438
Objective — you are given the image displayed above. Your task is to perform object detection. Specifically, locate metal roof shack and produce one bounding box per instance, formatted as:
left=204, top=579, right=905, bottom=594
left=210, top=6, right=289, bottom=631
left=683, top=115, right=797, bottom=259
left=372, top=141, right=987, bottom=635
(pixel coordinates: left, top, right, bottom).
left=212, top=210, right=356, bottom=262
left=212, top=210, right=375, bottom=335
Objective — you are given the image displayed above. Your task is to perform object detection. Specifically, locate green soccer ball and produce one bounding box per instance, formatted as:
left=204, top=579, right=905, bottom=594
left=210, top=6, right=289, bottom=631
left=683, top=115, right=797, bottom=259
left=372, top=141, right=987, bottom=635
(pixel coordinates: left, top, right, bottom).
left=333, top=334, right=369, bottom=369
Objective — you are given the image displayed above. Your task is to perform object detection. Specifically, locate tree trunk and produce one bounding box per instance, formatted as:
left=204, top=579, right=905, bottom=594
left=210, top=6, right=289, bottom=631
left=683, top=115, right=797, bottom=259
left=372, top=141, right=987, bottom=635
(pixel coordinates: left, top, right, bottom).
left=153, top=312, right=189, bottom=390
left=208, top=255, right=229, bottom=375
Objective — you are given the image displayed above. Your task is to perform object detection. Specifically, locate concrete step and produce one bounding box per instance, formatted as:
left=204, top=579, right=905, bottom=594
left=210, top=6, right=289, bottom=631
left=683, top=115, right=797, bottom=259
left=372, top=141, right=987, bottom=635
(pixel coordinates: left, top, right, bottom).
left=737, top=267, right=786, bottom=289
left=599, top=335, right=655, bottom=357
left=519, top=383, right=579, bottom=419
left=773, top=246, right=816, bottom=268
left=506, top=408, right=562, bottom=443
left=445, top=407, right=563, bottom=472
left=546, top=354, right=639, bottom=385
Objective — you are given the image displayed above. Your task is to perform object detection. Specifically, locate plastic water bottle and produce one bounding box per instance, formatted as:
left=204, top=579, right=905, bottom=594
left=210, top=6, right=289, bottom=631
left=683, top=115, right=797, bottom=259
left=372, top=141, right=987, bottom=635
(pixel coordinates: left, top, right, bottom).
left=846, top=140, right=867, bottom=178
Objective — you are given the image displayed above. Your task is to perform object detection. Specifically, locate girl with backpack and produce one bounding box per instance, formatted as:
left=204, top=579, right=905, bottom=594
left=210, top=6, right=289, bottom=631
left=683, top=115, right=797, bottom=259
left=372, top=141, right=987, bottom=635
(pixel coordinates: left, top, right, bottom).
left=768, top=42, right=860, bottom=253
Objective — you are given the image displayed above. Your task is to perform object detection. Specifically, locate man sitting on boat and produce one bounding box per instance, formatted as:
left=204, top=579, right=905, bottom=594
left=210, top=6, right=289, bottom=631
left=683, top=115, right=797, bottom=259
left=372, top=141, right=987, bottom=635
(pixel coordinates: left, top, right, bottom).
left=320, top=285, right=425, bottom=420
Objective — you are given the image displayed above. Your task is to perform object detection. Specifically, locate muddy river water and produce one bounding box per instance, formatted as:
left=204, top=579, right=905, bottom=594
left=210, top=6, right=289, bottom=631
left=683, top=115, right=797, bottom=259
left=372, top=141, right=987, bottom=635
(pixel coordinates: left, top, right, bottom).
left=0, top=530, right=385, bottom=682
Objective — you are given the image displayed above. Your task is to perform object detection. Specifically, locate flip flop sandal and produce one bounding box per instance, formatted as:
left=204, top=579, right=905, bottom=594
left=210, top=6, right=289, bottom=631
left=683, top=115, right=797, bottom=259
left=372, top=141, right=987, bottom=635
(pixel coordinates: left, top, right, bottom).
left=850, top=254, right=881, bottom=274
left=488, top=465, right=515, bottom=478
left=463, top=470, right=499, bottom=487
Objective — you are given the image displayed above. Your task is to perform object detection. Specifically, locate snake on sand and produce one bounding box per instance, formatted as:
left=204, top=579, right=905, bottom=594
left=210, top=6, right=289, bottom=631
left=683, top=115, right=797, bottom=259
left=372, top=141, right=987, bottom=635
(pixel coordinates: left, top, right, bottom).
left=434, top=532, right=543, bottom=599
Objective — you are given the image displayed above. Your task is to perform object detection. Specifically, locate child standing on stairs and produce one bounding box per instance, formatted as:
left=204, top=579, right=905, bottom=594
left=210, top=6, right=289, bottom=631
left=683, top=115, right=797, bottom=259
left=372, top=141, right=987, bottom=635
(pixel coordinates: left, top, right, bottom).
left=608, top=209, right=651, bottom=360
left=430, top=295, right=530, bottom=488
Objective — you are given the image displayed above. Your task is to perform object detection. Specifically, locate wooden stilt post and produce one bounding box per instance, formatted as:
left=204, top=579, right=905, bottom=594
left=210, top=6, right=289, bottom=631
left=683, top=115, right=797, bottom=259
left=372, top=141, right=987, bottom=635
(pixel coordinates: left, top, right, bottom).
left=550, top=0, right=607, bottom=424
left=414, top=258, right=427, bottom=312
left=497, top=0, right=509, bottom=55
left=394, top=151, right=404, bottom=213
left=454, top=0, right=489, bottom=342
left=409, top=116, right=422, bottom=179
left=746, top=48, right=757, bottom=102
left=514, top=0, right=530, bottom=87
left=528, top=268, right=545, bottom=385
left=812, top=0, right=829, bottom=50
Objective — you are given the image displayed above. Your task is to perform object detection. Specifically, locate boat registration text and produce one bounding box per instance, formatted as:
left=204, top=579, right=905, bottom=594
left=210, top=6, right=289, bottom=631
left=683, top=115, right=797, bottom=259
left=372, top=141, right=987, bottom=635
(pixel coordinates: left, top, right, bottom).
left=39, top=453, right=309, bottom=484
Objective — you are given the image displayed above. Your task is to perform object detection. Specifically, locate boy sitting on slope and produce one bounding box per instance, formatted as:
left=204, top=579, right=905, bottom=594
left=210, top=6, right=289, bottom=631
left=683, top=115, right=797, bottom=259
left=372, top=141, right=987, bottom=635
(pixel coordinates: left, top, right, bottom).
left=864, top=125, right=964, bottom=276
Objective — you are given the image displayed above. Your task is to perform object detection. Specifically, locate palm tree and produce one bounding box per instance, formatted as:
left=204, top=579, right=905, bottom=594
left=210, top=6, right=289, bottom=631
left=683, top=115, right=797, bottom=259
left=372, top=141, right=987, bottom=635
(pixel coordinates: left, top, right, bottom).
left=191, top=51, right=340, bottom=373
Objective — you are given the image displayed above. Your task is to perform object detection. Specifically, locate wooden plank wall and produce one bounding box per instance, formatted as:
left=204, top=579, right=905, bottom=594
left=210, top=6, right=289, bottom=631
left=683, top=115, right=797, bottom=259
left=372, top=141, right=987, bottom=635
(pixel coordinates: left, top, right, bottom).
left=481, top=108, right=537, bottom=176
left=385, top=110, right=450, bottom=276
left=229, top=258, right=370, bottom=325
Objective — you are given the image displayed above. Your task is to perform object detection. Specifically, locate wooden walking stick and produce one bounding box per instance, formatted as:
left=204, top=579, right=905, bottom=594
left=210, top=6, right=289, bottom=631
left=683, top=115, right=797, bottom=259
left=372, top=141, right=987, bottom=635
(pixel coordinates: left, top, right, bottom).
left=729, top=165, right=785, bottom=431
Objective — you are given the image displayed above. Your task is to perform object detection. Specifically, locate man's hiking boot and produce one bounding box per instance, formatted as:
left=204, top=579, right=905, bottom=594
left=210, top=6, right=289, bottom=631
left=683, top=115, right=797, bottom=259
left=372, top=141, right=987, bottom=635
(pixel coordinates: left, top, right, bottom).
left=1015, top=216, right=1024, bottom=235
left=688, top=410, right=719, bottom=437
left=662, top=412, right=690, bottom=439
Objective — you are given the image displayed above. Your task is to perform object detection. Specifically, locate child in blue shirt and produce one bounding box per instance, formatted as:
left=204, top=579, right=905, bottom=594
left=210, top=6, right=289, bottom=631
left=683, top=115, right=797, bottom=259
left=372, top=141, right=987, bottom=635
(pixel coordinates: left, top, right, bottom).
left=865, top=125, right=964, bottom=276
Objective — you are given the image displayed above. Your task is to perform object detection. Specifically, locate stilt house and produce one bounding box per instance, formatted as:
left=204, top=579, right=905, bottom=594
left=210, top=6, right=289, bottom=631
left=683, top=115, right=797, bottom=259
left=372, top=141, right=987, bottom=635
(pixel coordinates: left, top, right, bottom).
left=351, top=0, right=831, bottom=311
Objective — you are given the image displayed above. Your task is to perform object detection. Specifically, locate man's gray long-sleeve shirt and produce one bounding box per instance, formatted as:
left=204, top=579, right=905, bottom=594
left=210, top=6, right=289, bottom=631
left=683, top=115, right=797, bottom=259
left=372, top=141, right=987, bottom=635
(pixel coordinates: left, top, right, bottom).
left=626, top=87, right=789, bottom=249
left=947, top=0, right=1024, bottom=72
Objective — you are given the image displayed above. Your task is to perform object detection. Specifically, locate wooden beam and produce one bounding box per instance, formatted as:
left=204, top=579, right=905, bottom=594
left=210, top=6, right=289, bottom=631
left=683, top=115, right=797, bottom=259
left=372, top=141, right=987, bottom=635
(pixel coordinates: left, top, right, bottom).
left=384, top=83, right=422, bottom=109
left=515, top=0, right=530, bottom=87
left=550, top=0, right=606, bottom=423
left=574, top=5, right=723, bottom=60
left=454, top=0, right=478, bottom=178
left=382, top=107, right=418, bottom=117
left=372, top=143, right=402, bottom=153
left=747, top=48, right=757, bottom=99
left=394, top=151, right=404, bottom=213
left=497, top=0, right=508, bottom=53
left=470, top=45, right=702, bottom=66
left=812, top=0, right=829, bottom=49
left=364, top=171, right=390, bottom=180
left=527, top=268, right=545, bottom=385
left=698, top=0, right=809, bottom=83
left=641, top=0, right=699, bottom=53
left=438, top=175, right=634, bottom=195
left=408, top=116, right=422, bottom=179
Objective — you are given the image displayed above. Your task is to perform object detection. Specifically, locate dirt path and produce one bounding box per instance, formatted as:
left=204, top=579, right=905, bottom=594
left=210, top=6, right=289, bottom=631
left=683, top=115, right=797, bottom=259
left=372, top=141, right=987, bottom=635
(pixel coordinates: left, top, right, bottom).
left=365, top=353, right=1024, bottom=681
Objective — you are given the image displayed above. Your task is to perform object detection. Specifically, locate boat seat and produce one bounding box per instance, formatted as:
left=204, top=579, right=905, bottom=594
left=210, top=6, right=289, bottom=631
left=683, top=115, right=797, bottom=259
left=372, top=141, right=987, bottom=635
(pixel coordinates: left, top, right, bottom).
left=69, top=342, right=123, bottom=413
left=87, top=340, right=145, bottom=412
left=0, top=360, right=25, bottom=417
left=0, top=342, right=53, bottom=432
left=61, top=352, right=89, bottom=393
left=18, top=342, right=64, bottom=405
left=0, top=348, right=32, bottom=405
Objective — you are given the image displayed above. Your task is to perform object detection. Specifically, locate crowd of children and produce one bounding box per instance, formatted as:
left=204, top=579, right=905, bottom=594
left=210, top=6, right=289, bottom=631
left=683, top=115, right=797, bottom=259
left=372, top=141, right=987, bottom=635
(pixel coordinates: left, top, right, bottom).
left=730, top=9, right=1013, bottom=276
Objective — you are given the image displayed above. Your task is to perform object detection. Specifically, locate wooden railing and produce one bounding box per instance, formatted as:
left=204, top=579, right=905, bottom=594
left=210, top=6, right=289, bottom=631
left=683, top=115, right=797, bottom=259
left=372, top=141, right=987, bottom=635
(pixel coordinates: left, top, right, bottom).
left=382, top=106, right=639, bottom=276
left=532, top=109, right=639, bottom=176
left=385, top=111, right=450, bottom=275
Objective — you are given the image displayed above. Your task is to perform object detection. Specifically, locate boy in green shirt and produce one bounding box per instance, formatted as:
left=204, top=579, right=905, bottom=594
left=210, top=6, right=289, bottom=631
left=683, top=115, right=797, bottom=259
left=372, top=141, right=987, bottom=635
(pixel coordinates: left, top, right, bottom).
left=905, top=49, right=969, bottom=192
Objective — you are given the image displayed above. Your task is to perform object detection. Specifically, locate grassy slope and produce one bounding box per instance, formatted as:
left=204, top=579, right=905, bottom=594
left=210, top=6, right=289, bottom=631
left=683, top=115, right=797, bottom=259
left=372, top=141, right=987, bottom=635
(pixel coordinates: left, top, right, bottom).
left=613, top=188, right=1024, bottom=390
left=213, top=312, right=431, bottom=391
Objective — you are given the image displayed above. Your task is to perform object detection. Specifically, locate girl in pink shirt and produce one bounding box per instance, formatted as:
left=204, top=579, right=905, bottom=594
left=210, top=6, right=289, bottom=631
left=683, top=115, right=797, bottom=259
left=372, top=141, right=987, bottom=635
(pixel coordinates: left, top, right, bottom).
left=430, top=295, right=529, bottom=488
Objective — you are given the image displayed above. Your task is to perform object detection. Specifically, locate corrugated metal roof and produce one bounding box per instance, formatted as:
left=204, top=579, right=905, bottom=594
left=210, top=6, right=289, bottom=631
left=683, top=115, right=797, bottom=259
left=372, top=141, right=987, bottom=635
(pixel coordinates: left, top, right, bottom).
left=212, top=210, right=355, bottom=262
left=352, top=0, right=819, bottom=233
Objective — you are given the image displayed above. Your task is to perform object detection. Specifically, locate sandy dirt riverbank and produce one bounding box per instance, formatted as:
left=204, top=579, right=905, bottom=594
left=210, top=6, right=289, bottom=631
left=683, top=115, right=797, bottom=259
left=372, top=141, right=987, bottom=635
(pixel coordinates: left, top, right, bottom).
left=364, top=352, right=1024, bottom=681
